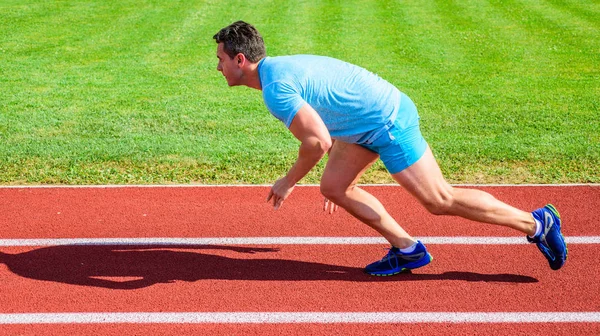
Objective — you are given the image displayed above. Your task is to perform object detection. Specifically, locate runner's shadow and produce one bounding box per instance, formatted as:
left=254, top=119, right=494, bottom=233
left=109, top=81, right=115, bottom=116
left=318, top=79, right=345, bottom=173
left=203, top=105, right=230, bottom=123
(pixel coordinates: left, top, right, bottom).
left=0, top=245, right=537, bottom=289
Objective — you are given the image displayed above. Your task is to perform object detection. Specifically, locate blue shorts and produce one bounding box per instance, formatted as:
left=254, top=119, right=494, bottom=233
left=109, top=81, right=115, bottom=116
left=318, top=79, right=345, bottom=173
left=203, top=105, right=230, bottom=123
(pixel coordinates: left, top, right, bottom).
left=359, top=93, right=428, bottom=174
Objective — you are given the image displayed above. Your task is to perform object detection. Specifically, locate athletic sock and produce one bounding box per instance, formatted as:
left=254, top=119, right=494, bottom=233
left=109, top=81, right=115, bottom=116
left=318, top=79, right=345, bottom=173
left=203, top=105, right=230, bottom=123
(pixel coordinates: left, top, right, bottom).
left=399, top=241, right=418, bottom=254
left=529, top=218, right=542, bottom=238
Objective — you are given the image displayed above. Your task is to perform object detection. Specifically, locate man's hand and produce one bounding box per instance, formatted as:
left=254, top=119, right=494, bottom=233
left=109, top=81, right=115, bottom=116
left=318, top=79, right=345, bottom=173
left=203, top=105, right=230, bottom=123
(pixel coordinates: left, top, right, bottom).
left=323, top=198, right=339, bottom=214
left=267, top=176, right=295, bottom=210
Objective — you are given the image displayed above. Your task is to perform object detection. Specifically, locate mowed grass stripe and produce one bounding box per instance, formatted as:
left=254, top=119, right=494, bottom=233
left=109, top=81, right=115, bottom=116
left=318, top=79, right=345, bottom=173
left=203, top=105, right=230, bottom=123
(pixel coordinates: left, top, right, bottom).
left=368, top=1, right=539, bottom=179
left=556, top=0, right=600, bottom=26
left=530, top=0, right=600, bottom=34
left=485, top=0, right=600, bottom=151
left=2, top=1, right=296, bottom=184
left=422, top=0, right=599, bottom=182
left=427, top=0, right=552, bottom=160
left=4, top=1, right=221, bottom=164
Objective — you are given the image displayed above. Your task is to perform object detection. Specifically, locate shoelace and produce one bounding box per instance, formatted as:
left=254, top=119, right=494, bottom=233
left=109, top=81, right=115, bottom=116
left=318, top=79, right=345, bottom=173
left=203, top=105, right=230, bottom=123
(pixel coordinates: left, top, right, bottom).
left=382, top=248, right=399, bottom=270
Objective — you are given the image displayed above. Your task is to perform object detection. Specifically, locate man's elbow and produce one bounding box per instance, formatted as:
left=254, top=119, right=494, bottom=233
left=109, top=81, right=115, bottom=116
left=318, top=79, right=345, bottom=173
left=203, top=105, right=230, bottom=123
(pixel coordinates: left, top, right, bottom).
left=320, top=138, right=333, bottom=154
left=301, top=137, right=332, bottom=158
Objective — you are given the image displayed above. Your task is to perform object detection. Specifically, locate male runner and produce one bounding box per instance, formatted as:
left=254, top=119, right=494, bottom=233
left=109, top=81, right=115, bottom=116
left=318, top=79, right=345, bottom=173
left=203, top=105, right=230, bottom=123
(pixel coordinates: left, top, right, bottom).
left=213, top=21, right=567, bottom=275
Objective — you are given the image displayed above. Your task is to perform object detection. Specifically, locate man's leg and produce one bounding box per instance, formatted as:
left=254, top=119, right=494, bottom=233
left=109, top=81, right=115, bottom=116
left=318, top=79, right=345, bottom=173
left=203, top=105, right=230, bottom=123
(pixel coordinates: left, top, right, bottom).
left=392, top=146, right=537, bottom=236
left=320, top=141, right=416, bottom=248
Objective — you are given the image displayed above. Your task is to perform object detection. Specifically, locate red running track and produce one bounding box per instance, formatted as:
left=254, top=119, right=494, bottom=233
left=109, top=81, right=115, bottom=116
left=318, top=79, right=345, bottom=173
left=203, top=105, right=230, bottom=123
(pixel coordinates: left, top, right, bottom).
left=0, top=185, right=599, bottom=335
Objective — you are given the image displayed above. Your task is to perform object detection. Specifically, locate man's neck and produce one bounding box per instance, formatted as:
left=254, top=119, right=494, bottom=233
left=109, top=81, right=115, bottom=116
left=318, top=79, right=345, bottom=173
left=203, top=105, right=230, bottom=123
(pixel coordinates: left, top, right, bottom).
left=243, top=62, right=262, bottom=90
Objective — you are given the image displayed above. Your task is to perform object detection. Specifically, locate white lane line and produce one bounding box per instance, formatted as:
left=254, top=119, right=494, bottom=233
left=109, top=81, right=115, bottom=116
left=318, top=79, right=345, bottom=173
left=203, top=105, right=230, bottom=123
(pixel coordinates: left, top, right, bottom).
left=1, top=183, right=598, bottom=188
left=0, top=312, right=599, bottom=324
left=0, top=236, right=598, bottom=247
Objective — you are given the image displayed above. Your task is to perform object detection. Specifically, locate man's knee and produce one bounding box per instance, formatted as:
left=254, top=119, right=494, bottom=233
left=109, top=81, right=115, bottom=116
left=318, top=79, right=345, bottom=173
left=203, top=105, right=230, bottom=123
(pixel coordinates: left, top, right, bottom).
left=320, top=181, right=347, bottom=202
left=421, top=188, right=455, bottom=216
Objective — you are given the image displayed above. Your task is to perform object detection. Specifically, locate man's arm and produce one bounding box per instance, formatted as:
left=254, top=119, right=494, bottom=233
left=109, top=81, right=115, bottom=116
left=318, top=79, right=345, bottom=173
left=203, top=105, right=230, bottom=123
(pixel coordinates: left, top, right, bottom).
left=267, top=103, right=331, bottom=210
left=285, top=103, right=332, bottom=184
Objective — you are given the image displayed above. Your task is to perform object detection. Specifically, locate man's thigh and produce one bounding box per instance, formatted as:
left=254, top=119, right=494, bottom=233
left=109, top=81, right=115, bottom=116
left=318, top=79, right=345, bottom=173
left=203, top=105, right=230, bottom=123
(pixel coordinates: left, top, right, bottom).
left=390, top=146, right=451, bottom=203
left=321, top=141, right=379, bottom=190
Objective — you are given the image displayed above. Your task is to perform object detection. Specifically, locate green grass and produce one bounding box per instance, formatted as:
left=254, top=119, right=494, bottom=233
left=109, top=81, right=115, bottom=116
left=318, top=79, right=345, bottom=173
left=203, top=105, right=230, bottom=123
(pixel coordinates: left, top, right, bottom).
left=1, top=0, right=598, bottom=185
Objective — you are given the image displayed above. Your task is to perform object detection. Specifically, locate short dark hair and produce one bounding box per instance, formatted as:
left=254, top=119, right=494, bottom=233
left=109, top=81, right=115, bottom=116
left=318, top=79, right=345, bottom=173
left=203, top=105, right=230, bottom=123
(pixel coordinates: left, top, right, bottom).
left=213, top=21, right=266, bottom=63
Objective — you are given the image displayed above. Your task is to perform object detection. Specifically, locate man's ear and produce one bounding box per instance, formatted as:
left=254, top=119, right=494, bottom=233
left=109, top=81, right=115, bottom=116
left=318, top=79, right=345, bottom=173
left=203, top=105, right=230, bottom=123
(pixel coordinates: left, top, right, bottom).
left=236, top=53, right=246, bottom=67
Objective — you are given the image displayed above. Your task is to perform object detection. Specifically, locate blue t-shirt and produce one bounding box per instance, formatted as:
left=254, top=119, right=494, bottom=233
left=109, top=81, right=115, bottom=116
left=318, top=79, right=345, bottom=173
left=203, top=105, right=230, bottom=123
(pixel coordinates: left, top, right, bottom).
left=258, top=55, right=405, bottom=143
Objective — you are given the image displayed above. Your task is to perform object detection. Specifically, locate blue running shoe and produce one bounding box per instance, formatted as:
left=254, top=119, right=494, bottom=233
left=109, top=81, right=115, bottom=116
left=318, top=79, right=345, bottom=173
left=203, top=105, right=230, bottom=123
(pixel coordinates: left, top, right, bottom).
left=527, top=204, right=568, bottom=270
left=365, top=241, right=432, bottom=276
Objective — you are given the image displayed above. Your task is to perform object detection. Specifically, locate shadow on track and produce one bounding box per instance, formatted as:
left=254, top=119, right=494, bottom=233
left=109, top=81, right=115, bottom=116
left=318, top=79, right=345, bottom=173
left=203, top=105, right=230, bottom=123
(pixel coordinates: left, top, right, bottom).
left=0, top=245, right=538, bottom=289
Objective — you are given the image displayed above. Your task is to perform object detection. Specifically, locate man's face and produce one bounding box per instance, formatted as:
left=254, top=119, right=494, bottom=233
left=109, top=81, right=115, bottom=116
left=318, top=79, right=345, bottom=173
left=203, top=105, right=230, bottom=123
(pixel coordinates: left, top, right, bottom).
left=216, top=43, right=242, bottom=86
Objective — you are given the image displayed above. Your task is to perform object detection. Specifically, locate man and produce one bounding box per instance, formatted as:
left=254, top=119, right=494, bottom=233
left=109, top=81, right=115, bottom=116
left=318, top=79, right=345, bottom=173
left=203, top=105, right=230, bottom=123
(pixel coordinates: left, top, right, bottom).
left=213, top=21, right=567, bottom=276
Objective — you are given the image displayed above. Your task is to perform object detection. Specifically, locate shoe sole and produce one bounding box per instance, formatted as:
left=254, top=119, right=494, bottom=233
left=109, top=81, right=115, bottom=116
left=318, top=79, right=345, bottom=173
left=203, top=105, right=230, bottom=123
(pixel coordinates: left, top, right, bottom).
left=544, top=204, right=568, bottom=269
left=366, top=253, right=433, bottom=277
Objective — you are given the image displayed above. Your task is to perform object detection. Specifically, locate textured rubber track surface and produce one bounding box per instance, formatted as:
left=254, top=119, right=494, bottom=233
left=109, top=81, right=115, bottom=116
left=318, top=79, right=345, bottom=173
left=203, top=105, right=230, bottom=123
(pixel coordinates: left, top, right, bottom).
left=1, top=185, right=598, bottom=335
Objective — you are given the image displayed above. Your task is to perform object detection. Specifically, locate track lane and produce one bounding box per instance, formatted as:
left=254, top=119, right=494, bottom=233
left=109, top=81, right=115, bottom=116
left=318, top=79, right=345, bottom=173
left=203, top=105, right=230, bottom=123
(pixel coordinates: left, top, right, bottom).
left=2, top=322, right=599, bottom=336
left=1, top=245, right=597, bottom=313
left=1, top=185, right=599, bottom=238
